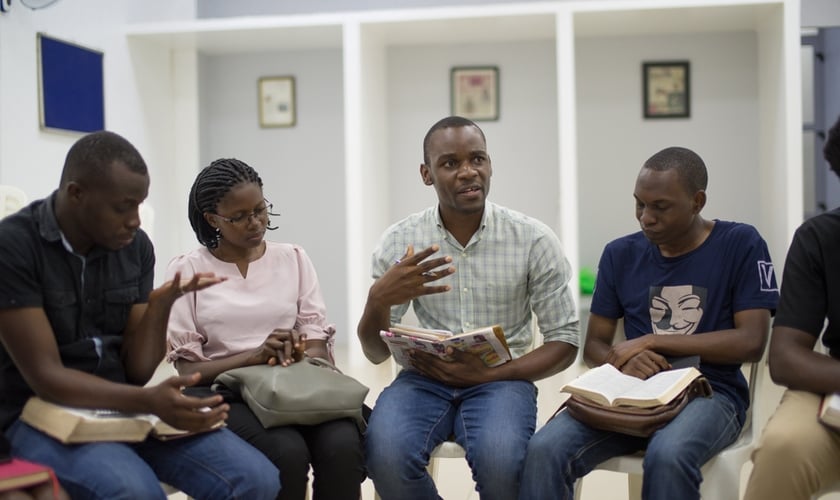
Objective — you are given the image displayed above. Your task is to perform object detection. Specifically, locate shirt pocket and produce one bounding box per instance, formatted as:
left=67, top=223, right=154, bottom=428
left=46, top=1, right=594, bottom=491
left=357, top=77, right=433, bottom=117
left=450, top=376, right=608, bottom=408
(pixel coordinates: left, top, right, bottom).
left=43, top=289, right=78, bottom=343
left=103, top=286, right=139, bottom=334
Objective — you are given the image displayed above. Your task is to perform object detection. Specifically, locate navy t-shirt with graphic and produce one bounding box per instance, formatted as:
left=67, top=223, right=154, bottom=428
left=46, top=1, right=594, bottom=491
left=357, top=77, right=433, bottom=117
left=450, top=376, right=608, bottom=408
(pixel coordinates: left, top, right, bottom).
left=590, top=220, right=779, bottom=423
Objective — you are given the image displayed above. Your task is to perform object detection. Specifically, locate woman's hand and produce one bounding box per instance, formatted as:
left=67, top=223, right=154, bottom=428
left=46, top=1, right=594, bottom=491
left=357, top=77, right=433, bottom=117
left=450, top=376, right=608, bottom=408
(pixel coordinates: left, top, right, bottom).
left=247, top=329, right=307, bottom=367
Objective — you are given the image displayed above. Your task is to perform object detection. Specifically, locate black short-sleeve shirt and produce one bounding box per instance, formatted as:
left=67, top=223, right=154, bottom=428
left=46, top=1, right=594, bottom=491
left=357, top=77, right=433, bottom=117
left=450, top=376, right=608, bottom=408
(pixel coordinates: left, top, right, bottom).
left=774, top=208, right=840, bottom=358
left=0, top=192, right=154, bottom=429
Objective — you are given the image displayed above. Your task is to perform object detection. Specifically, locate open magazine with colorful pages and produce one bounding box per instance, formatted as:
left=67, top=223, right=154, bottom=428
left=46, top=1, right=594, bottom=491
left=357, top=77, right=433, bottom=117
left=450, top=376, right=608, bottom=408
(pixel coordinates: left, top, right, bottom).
left=561, top=364, right=703, bottom=409
left=380, top=324, right=511, bottom=368
left=20, top=396, right=222, bottom=444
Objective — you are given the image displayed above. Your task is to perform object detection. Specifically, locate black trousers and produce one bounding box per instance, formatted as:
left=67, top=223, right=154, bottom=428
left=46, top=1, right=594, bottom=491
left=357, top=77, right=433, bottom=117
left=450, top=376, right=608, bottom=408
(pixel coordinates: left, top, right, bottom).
left=190, top=386, right=366, bottom=500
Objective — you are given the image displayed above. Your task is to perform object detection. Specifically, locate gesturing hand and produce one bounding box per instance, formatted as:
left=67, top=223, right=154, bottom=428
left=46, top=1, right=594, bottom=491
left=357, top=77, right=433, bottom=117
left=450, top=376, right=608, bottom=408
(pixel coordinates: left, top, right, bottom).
left=368, top=245, right=456, bottom=308
left=150, top=272, right=227, bottom=304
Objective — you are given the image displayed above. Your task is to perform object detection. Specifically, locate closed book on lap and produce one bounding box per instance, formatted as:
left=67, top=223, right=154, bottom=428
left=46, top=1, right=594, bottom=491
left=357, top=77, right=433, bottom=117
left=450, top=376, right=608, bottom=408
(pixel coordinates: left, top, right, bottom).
left=20, top=397, right=220, bottom=444
left=0, top=458, right=54, bottom=493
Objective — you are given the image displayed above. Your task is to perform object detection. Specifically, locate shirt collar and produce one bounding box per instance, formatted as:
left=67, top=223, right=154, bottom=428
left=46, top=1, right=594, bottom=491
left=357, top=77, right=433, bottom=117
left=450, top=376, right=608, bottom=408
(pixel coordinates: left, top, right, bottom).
left=433, top=201, right=493, bottom=247
left=36, top=190, right=63, bottom=243
left=36, top=190, right=103, bottom=259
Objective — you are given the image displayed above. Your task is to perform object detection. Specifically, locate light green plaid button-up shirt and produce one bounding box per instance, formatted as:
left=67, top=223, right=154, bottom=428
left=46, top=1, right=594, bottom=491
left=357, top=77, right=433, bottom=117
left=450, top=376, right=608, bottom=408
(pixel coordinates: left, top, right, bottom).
left=371, top=202, right=580, bottom=359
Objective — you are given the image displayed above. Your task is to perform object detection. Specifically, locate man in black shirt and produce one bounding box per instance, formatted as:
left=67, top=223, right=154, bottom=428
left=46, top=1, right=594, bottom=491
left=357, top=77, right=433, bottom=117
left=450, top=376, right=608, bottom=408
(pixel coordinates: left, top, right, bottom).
left=744, top=114, right=840, bottom=500
left=0, top=131, right=279, bottom=499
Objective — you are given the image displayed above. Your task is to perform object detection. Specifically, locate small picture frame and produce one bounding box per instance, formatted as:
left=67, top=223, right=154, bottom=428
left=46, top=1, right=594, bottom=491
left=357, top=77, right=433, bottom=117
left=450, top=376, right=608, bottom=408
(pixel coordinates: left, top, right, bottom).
left=451, top=66, right=499, bottom=121
left=643, top=61, right=690, bottom=119
left=258, top=76, right=296, bottom=128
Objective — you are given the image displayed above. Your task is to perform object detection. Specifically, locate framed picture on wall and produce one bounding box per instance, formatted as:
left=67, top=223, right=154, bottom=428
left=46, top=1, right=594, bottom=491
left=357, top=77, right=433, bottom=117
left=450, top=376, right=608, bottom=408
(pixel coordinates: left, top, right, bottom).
left=451, top=66, right=499, bottom=121
left=258, top=76, right=296, bottom=127
left=642, top=61, right=690, bottom=119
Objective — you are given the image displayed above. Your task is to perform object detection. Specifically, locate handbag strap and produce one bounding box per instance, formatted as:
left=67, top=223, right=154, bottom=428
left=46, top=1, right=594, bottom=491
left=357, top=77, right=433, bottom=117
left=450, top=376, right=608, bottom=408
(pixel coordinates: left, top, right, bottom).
left=303, top=355, right=343, bottom=373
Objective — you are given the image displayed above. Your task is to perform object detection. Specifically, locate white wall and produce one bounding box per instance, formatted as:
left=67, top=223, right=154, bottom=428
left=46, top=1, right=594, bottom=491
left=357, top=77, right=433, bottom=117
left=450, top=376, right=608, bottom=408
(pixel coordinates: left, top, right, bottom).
left=0, top=0, right=800, bottom=330
left=198, top=49, right=349, bottom=341
left=576, top=31, right=761, bottom=269
left=801, top=0, right=840, bottom=27
left=0, top=0, right=196, bottom=281
left=385, top=40, right=560, bottom=233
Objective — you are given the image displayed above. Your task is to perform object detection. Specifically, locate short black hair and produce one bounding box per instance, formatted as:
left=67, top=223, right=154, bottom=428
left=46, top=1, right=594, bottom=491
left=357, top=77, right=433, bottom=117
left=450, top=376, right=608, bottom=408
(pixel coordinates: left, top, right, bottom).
left=188, top=158, right=264, bottom=248
left=59, top=131, right=147, bottom=188
left=825, top=114, right=840, bottom=180
left=422, top=116, right=486, bottom=165
left=642, top=146, right=708, bottom=194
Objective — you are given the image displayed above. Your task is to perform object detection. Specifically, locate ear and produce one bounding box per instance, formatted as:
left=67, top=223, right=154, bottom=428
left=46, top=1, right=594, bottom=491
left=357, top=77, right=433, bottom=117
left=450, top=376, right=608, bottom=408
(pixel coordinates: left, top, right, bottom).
left=420, top=164, right=433, bottom=186
left=65, top=181, right=84, bottom=203
left=693, top=190, right=707, bottom=213
left=203, top=212, right=218, bottom=229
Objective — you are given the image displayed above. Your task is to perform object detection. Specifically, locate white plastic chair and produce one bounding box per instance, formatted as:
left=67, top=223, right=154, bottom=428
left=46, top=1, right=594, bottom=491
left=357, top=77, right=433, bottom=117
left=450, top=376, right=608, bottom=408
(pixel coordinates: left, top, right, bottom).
left=0, top=185, right=28, bottom=218
left=574, top=343, right=769, bottom=500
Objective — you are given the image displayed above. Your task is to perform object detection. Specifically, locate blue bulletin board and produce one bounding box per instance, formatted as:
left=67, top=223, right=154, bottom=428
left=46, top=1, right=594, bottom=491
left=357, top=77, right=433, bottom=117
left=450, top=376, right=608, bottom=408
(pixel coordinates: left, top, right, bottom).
left=37, top=33, right=104, bottom=133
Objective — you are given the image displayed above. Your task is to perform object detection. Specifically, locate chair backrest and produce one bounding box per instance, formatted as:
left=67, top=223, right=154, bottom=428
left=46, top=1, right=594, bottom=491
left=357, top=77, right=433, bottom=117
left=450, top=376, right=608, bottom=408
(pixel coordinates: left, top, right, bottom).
left=741, top=341, right=767, bottom=436
left=0, top=185, right=28, bottom=218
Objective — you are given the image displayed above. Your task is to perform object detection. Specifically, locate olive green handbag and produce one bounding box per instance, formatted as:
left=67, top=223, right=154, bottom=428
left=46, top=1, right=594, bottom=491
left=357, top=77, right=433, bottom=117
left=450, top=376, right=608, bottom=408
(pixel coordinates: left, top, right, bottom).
left=213, top=356, right=369, bottom=429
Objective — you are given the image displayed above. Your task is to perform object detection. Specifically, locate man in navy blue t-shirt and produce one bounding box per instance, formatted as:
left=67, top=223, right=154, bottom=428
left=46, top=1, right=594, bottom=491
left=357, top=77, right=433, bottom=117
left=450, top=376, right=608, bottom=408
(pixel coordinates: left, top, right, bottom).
left=520, top=146, right=779, bottom=500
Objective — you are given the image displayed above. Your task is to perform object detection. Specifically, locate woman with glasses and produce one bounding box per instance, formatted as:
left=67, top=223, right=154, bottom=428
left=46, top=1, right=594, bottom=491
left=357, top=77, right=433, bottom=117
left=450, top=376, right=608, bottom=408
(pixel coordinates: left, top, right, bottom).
left=164, top=158, right=365, bottom=500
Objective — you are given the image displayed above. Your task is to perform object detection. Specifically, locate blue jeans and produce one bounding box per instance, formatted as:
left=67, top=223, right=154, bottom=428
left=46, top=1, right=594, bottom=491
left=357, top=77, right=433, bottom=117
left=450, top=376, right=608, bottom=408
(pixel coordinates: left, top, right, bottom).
left=6, top=420, right=280, bottom=500
left=366, top=370, right=537, bottom=500
left=519, top=392, right=742, bottom=500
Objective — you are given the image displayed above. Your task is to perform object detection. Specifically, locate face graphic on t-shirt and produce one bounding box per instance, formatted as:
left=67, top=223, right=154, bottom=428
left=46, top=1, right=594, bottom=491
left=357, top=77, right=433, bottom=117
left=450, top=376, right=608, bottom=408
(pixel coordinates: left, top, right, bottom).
left=649, top=284, right=707, bottom=335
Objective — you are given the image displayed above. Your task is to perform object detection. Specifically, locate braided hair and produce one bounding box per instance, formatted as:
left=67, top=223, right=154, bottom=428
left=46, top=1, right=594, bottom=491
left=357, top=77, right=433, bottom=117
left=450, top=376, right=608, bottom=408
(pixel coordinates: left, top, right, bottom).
left=188, top=158, right=264, bottom=249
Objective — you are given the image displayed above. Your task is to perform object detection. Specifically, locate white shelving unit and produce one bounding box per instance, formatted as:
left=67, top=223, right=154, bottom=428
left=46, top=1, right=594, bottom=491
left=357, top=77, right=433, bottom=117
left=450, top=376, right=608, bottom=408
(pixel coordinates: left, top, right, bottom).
left=125, top=0, right=801, bottom=353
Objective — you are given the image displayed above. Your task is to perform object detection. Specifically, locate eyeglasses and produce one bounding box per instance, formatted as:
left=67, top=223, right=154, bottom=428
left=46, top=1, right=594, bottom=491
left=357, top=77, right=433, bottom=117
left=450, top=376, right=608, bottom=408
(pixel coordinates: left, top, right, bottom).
left=214, top=200, right=276, bottom=226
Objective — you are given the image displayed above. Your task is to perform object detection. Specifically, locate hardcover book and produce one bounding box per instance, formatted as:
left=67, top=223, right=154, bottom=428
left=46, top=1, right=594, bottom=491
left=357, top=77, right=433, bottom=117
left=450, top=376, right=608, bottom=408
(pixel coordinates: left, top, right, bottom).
left=0, top=458, right=55, bottom=493
left=20, top=396, right=219, bottom=444
left=561, top=364, right=703, bottom=409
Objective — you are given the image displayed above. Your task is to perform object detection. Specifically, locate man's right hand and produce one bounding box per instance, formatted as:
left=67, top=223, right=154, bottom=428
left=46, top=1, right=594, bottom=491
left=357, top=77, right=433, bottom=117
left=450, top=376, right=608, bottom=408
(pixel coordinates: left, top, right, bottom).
left=368, top=244, right=455, bottom=308
left=617, top=350, right=671, bottom=379
left=148, top=373, right=228, bottom=432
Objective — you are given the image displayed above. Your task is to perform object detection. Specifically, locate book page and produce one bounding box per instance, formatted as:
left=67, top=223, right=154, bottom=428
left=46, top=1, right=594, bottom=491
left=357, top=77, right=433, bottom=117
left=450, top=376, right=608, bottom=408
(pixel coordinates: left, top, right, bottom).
left=614, top=367, right=698, bottom=406
left=561, top=364, right=643, bottom=405
left=824, top=393, right=840, bottom=414
left=820, top=393, right=840, bottom=430
left=390, top=324, right=452, bottom=340
left=444, top=331, right=511, bottom=367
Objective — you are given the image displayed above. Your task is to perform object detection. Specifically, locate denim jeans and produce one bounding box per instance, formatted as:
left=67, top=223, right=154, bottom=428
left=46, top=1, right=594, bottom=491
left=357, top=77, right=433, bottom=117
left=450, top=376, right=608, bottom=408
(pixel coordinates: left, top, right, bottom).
left=366, top=370, right=537, bottom=500
left=518, top=392, right=742, bottom=500
left=6, top=420, right=280, bottom=500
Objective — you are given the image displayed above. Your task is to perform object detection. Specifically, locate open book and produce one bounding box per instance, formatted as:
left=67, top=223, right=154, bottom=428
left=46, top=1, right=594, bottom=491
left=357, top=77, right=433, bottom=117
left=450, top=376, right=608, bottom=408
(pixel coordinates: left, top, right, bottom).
left=380, top=324, right=512, bottom=368
left=20, top=397, right=221, bottom=444
left=819, top=393, right=840, bottom=431
left=561, top=364, right=703, bottom=408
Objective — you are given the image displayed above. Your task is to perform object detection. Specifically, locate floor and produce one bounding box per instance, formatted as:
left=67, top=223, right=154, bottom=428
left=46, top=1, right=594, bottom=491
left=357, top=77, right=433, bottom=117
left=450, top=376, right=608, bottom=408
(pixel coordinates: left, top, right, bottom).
left=158, top=342, right=840, bottom=500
